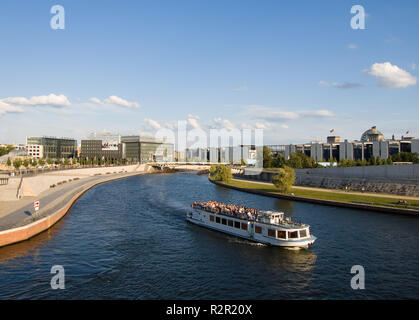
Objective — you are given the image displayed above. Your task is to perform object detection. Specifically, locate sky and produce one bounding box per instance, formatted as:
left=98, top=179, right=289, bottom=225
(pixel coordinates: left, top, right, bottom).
left=0, top=0, right=418, bottom=148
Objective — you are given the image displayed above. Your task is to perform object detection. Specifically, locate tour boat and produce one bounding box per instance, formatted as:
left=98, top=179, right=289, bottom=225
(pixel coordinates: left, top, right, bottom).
left=186, top=201, right=316, bottom=249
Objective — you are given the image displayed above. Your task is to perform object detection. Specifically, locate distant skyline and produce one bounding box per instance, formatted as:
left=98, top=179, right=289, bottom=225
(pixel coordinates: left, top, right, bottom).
left=0, top=0, right=418, bottom=145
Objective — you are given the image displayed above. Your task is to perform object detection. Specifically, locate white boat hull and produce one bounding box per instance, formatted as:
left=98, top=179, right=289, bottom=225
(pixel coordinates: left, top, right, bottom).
left=186, top=208, right=316, bottom=249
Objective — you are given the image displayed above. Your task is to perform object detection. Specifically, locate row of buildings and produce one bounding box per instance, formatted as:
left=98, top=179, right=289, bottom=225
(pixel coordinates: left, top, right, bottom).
left=25, top=133, right=175, bottom=163
left=18, top=127, right=419, bottom=165
left=270, top=127, right=419, bottom=162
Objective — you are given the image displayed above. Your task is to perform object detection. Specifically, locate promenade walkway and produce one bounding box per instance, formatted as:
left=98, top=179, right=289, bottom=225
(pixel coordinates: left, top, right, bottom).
left=0, top=170, right=145, bottom=232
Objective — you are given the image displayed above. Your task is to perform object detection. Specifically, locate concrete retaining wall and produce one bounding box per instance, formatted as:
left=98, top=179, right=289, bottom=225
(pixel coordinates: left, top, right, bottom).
left=209, top=179, right=419, bottom=216
left=242, top=164, right=419, bottom=197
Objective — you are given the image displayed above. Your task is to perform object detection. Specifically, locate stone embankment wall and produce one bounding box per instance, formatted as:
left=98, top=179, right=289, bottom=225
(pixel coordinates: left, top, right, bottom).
left=241, top=164, right=419, bottom=197
left=0, top=164, right=153, bottom=201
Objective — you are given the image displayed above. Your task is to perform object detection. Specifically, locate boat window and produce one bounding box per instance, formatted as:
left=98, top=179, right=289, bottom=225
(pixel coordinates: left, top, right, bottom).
left=234, top=221, right=241, bottom=228
left=210, top=215, right=214, bottom=222
left=228, top=220, right=234, bottom=227
left=255, top=226, right=262, bottom=234
left=221, top=218, right=227, bottom=225
left=277, top=230, right=286, bottom=239
left=299, top=229, right=307, bottom=238
left=268, top=229, right=276, bottom=237
left=289, top=231, right=299, bottom=239
left=241, top=223, right=247, bottom=230
left=216, top=217, right=221, bottom=223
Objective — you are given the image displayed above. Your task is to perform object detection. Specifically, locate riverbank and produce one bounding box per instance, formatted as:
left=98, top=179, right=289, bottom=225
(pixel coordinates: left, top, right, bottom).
left=209, top=177, right=419, bottom=216
left=0, top=168, right=150, bottom=248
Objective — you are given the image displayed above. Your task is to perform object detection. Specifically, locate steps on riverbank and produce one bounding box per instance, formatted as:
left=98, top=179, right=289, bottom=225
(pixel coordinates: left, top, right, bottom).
left=0, top=178, right=21, bottom=201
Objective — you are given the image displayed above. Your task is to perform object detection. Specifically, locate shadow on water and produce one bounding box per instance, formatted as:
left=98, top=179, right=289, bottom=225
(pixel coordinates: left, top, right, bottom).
left=0, top=211, right=67, bottom=264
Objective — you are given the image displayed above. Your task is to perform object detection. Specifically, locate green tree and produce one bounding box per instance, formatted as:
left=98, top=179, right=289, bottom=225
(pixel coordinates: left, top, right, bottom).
left=64, top=158, right=69, bottom=166
left=210, top=165, right=232, bottom=182
left=263, top=146, right=273, bottom=168
left=31, top=158, right=37, bottom=167
left=272, top=166, right=295, bottom=194
left=272, top=154, right=285, bottom=168
left=23, top=159, right=29, bottom=168
left=368, top=156, right=376, bottom=166
left=46, top=158, right=53, bottom=165
left=6, top=157, right=11, bottom=167
left=13, top=159, right=21, bottom=170
left=93, top=157, right=98, bottom=165
left=38, top=158, right=45, bottom=166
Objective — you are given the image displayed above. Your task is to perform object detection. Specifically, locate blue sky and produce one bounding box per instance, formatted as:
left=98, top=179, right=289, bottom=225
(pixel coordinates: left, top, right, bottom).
left=0, top=0, right=418, bottom=146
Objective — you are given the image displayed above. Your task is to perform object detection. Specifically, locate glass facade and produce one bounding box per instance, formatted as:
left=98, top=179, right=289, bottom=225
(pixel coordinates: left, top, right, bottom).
left=26, top=137, right=77, bottom=159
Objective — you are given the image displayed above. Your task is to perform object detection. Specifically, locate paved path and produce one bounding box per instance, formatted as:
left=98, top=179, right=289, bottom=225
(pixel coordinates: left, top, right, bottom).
left=233, top=178, right=419, bottom=201
left=0, top=172, right=143, bottom=231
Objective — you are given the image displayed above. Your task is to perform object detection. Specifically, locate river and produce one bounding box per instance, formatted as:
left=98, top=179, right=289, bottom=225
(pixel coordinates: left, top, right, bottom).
left=0, top=172, right=418, bottom=299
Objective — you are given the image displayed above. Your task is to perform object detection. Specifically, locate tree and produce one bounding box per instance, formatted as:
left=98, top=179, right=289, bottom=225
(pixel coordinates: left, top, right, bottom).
left=64, top=158, right=69, bottom=166
left=72, top=158, right=77, bottom=165
left=6, top=157, right=11, bottom=167
left=272, top=166, right=295, bottom=194
left=38, top=158, right=45, bottom=166
left=13, top=159, right=21, bottom=170
left=210, top=165, right=232, bottom=182
left=31, top=158, right=37, bottom=167
left=23, top=159, right=29, bottom=168
left=263, top=146, right=273, bottom=168
left=368, top=156, right=376, bottom=166
left=47, top=158, right=53, bottom=165
left=272, top=154, right=285, bottom=168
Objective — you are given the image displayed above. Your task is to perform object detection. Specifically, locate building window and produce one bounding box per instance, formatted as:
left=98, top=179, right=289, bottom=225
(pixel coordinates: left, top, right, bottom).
left=299, top=229, right=307, bottom=238
left=228, top=220, right=233, bottom=227
left=234, top=221, right=240, bottom=228
left=210, top=215, right=214, bottom=222
left=268, top=229, right=276, bottom=237
left=221, top=218, right=227, bottom=225
left=288, top=231, right=299, bottom=239
left=277, top=230, right=286, bottom=239
left=215, top=217, right=220, bottom=224
left=255, top=226, right=262, bottom=234
left=241, top=223, right=248, bottom=230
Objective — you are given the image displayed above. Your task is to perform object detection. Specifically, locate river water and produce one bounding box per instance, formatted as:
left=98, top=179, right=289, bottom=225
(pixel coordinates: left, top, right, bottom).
left=0, top=172, right=418, bottom=299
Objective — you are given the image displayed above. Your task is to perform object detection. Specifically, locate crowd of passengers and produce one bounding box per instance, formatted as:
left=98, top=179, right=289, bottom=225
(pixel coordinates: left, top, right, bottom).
left=192, top=201, right=262, bottom=220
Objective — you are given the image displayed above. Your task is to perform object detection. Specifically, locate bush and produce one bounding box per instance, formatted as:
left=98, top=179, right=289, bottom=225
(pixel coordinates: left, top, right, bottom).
left=272, top=166, right=295, bottom=194
left=210, top=165, right=232, bottom=182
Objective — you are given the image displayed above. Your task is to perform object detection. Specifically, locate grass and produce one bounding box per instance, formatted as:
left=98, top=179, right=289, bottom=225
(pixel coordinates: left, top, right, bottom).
left=212, top=178, right=419, bottom=210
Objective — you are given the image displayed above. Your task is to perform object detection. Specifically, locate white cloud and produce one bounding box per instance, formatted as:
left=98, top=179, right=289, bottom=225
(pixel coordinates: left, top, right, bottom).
left=332, top=82, right=363, bottom=89
left=2, top=94, right=71, bottom=107
left=213, top=118, right=235, bottom=130
left=244, top=105, right=335, bottom=123
left=299, top=109, right=335, bottom=117
left=280, top=124, right=289, bottom=129
left=0, top=101, right=24, bottom=116
left=89, top=97, right=102, bottom=104
left=103, top=95, right=140, bottom=108
left=317, top=80, right=330, bottom=87
left=318, top=81, right=362, bottom=89
left=144, top=118, right=162, bottom=130
left=365, top=62, right=417, bottom=88
left=187, top=114, right=201, bottom=129
left=348, top=43, right=358, bottom=49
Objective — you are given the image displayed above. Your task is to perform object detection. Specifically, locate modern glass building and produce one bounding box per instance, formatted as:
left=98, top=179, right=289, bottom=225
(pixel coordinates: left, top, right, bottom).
left=26, top=136, right=77, bottom=159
